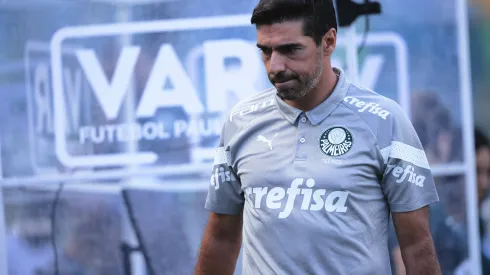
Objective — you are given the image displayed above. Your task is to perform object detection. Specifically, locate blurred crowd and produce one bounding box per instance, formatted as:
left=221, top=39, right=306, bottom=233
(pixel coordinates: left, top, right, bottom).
left=6, top=193, right=123, bottom=275
left=388, top=91, right=490, bottom=275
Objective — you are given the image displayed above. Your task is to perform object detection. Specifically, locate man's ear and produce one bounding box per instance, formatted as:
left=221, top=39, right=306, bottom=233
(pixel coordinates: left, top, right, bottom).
left=322, top=28, right=337, bottom=56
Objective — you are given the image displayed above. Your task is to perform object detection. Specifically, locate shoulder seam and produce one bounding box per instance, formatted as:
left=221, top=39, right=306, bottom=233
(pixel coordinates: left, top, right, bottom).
left=224, top=89, right=277, bottom=148
left=340, top=101, right=379, bottom=147
left=228, top=103, right=279, bottom=147
left=230, top=88, right=276, bottom=111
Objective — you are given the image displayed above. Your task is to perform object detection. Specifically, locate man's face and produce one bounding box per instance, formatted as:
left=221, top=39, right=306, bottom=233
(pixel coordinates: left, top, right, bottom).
left=256, top=20, right=324, bottom=100
left=477, top=146, right=490, bottom=204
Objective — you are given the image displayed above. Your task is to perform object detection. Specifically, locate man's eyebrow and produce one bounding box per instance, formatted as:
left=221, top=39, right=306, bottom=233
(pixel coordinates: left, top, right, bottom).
left=256, top=43, right=301, bottom=49
left=256, top=43, right=270, bottom=49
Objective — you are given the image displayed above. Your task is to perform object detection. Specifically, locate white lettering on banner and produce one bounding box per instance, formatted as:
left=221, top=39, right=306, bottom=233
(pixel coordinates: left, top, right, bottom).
left=245, top=178, right=349, bottom=219
left=204, top=39, right=262, bottom=113
left=60, top=42, right=391, bottom=146
left=76, top=45, right=204, bottom=120
left=63, top=68, right=83, bottom=132
left=34, top=63, right=53, bottom=134
left=49, top=19, right=406, bottom=168
left=331, top=55, right=385, bottom=90
left=32, top=62, right=85, bottom=136
left=76, top=47, right=140, bottom=120
left=72, top=43, right=231, bottom=146
left=61, top=43, right=391, bottom=137
left=136, top=44, right=204, bottom=117
left=359, top=55, right=384, bottom=90
left=35, top=40, right=264, bottom=146
left=78, top=118, right=222, bottom=144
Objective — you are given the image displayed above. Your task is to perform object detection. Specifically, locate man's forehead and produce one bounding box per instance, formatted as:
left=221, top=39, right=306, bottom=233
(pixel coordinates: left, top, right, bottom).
left=256, top=21, right=308, bottom=46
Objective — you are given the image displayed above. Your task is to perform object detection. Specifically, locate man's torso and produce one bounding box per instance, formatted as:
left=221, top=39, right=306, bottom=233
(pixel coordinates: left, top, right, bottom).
left=205, top=69, right=438, bottom=274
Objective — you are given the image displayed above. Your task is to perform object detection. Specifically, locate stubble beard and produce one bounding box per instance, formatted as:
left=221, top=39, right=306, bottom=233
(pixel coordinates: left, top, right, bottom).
left=277, top=55, right=324, bottom=101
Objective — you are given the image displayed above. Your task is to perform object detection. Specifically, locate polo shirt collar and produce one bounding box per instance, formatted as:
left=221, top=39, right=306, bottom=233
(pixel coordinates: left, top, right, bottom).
left=275, top=67, right=350, bottom=125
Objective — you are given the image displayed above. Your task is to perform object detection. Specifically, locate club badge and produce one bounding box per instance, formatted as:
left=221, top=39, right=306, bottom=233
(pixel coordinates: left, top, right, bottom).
left=319, top=127, right=353, bottom=157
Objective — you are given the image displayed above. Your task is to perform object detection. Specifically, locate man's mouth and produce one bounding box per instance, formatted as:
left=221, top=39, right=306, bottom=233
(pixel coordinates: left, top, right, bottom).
left=275, top=79, right=296, bottom=85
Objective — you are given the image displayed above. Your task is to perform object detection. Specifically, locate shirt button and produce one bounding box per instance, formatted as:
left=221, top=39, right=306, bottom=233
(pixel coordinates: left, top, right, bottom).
left=300, top=137, right=306, bottom=143
left=301, top=117, right=307, bottom=123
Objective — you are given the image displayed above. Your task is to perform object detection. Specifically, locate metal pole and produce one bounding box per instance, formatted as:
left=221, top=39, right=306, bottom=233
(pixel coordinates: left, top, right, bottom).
left=457, top=0, right=481, bottom=273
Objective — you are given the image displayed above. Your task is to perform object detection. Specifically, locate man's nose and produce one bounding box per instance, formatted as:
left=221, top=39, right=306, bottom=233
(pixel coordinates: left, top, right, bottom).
left=268, top=52, right=286, bottom=75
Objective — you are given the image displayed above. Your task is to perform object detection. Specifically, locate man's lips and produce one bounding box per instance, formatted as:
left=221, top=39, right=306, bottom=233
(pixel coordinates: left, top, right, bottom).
left=274, top=79, right=296, bottom=87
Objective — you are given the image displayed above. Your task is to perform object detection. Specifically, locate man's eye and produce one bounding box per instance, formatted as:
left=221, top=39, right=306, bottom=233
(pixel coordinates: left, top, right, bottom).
left=283, top=47, right=301, bottom=54
left=260, top=48, right=272, bottom=56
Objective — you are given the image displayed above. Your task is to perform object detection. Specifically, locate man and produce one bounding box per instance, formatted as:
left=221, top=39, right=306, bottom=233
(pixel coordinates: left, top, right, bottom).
left=453, top=128, right=490, bottom=275
left=410, top=92, right=454, bottom=165
left=475, top=128, right=490, bottom=210
left=195, top=0, right=441, bottom=274
left=476, top=128, right=490, bottom=273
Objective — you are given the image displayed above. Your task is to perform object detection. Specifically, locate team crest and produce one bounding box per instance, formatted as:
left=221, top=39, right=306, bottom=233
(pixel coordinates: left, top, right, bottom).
left=319, top=127, right=353, bottom=157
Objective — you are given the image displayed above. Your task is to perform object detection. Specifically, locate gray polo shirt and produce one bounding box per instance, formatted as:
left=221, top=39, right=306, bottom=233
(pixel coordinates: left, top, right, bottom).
left=205, top=68, right=439, bottom=275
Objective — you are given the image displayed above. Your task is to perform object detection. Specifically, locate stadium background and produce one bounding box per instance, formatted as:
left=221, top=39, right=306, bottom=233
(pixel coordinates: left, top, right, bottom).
left=0, top=0, right=488, bottom=274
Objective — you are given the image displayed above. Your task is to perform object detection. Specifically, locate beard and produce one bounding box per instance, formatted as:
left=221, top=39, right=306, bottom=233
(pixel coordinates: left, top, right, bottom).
left=272, top=52, right=324, bottom=101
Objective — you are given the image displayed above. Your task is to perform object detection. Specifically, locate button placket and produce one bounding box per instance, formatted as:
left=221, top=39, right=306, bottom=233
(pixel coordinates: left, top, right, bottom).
left=295, top=115, right=308, bottom=160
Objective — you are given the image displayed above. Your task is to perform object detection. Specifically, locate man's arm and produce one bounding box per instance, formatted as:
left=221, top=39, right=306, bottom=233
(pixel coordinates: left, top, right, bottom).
left=195, top=211, right=243, bottom=275
left=392, top=206, right=441, bottom=275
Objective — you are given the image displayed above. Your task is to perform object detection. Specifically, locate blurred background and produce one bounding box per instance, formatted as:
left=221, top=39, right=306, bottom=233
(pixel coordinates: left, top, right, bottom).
left=0, top=0, right=489, bottom=274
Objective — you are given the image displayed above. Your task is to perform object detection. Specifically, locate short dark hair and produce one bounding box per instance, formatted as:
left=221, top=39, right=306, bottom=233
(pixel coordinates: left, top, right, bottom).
left=250, top=0, right=338, bottom=45
left=414, top=105, right=452, bottom=150
left=410, top=91, right=452, bottom=150
left=475, top=127, right=489, bottom=151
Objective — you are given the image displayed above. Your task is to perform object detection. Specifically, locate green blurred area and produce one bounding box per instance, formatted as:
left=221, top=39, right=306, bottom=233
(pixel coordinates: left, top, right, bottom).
left=470, top=1, right=490, bottom=134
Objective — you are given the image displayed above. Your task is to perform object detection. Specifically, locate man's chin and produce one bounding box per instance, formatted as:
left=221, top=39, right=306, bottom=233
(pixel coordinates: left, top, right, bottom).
left=276, top=90, right=303, bottom=100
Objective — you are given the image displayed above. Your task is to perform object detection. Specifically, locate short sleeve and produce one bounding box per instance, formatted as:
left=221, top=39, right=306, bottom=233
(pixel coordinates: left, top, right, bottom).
left=380, top=105, right=439, bottom=212
left=204, top=124, right=244, bottom=214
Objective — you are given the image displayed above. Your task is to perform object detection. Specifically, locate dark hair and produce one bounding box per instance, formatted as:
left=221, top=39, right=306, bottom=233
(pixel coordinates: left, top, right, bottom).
left=250, top=0, right=338, bottom=45
left=475, top=127, right=489, bottom=151
left=410, top=92, right=452, bottom=150
left=414, top=105, right=452, bottom=150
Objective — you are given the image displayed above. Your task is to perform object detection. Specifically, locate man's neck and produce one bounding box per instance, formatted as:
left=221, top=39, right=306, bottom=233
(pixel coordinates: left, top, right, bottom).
left=284, top=67, right=339, bottom=112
